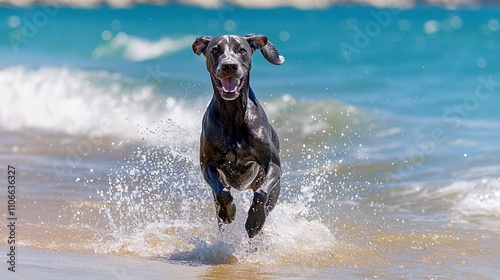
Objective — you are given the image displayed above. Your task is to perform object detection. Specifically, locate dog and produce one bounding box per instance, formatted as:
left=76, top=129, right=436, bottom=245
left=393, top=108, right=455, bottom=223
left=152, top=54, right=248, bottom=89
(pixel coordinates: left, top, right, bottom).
left=192, top=34, right=284, bottom=238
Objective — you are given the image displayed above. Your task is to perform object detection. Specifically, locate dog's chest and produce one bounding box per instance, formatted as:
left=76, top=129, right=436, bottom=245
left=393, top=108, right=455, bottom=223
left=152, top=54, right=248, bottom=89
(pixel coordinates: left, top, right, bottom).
left=216, top=145, right=262, bottom=190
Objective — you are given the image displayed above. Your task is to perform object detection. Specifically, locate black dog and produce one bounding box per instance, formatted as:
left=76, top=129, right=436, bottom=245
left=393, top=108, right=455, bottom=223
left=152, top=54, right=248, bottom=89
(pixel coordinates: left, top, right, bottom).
left=193, top=34, right=284, bottom=238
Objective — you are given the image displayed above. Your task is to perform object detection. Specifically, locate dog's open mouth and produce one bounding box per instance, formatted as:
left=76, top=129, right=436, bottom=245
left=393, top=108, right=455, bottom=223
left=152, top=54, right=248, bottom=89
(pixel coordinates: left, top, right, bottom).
left=215, top=76, right=245, bottom=100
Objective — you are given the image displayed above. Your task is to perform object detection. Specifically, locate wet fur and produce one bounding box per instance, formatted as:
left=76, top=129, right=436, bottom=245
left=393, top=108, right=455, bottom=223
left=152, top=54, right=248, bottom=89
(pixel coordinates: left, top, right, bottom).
left=193, top=34, right=284, bottom=238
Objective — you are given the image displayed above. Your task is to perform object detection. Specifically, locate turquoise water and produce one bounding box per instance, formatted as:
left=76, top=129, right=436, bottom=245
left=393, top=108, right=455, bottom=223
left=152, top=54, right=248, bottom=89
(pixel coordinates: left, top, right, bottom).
left=1, top=4, right=499, bottom=278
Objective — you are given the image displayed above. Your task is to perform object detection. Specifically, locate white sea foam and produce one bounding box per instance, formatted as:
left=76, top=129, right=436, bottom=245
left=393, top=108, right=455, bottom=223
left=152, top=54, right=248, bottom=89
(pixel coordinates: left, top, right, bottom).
left=445, top=178, right=500, bottom=218
left=0, top=66, right=202, bottom=142
left=402, top=177, right=500, bottom=230
left=95, top=200, right=335, bottom=265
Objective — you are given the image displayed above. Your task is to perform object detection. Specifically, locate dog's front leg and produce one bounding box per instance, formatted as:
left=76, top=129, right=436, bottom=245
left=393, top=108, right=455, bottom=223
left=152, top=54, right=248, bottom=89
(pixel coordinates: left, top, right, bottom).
left=202, top=164, right=236, bottom=226
left=245, top=162, right=281, bottom=238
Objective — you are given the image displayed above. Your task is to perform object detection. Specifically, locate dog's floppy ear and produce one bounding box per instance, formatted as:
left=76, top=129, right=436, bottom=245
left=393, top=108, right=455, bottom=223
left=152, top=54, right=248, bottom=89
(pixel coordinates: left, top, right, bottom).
left=192, top=36, right=212, bottom=56
left=243, top=34, right=285, bottom=65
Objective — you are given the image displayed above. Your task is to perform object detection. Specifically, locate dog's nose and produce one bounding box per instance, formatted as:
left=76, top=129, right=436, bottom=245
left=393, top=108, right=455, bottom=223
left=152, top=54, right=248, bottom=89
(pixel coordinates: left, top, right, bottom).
left=221, top=62, right=238, bottom=72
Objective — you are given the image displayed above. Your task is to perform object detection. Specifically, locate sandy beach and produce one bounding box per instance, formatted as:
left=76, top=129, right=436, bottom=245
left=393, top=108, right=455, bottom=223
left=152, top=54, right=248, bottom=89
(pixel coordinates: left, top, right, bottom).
left=1, top=246, right=207, bottom=279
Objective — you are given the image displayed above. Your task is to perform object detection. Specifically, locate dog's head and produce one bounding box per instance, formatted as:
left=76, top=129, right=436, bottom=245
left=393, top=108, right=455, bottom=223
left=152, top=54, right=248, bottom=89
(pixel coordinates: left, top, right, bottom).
left=193, top=34, right=284, bottom=101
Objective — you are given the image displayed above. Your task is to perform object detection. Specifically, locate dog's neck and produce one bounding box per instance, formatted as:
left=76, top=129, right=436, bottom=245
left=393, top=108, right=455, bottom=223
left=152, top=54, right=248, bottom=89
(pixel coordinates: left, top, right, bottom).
left=211, top=75, right=253, bottom=127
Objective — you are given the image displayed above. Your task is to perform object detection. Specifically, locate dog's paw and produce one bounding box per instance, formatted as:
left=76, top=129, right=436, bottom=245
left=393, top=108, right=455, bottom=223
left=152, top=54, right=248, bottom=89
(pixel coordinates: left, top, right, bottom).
left=216, top=190, right=236, bottom=224
left=218, top=202, right=236, bottom=224
left=245, top=192, right=268, bottom=238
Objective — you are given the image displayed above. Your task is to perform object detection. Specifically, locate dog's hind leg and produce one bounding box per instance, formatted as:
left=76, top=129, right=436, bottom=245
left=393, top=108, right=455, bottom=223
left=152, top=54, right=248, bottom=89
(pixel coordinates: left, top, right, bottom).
left=203, top=165, right=236, bottom=225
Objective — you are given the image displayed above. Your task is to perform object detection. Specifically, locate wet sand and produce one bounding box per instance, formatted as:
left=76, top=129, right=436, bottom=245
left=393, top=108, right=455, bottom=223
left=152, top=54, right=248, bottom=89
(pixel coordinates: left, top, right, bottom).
left=1, top=246, right=205, bottom=279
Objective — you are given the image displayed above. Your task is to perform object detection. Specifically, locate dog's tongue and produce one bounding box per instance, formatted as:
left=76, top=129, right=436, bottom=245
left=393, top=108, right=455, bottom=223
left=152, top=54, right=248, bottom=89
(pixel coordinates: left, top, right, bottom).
left=221, top=77, right=238, bottom=92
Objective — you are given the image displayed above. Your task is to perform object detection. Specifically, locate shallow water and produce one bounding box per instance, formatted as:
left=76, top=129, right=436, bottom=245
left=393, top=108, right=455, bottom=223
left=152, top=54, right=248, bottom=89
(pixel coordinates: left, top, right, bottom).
left=1, top=3, right=500, bottom=279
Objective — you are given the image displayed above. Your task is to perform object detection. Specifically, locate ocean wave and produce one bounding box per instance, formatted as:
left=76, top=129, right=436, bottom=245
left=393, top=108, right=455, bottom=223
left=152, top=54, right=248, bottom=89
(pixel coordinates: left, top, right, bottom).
left=0, top=66, right=201, bottom=140
left=266, top=94, right=374, bottom=159
left=390, top=177, right=500, bottom=231
left=0, top=66, right=370, bottom=152
left=92, top=33, right=195, bottom=61
left=446, top=178, right=500, bottom=220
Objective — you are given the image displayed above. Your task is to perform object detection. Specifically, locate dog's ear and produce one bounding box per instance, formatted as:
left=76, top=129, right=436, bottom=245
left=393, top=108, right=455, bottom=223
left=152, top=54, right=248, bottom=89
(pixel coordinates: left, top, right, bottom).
left=243, top=34, right=285, bottom=65
left=192, top=36, right=212, bottom=56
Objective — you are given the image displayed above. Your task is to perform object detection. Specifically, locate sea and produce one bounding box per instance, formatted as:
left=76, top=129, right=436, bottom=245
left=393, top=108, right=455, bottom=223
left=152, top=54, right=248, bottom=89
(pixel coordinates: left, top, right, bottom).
left=0, top=2, right=499, bottom=279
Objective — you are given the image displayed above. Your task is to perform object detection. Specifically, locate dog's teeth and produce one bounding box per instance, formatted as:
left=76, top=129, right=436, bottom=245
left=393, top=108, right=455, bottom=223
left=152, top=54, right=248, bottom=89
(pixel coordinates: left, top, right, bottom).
left=221, top=77, right=239, bottom=93
left=222, top=86, right=236, bottom=93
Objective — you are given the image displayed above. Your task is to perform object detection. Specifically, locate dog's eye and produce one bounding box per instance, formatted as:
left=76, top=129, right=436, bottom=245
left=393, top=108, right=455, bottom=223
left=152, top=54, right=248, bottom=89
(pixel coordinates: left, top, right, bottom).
left=211, top=47, right=220, bottom=55
left=238, top=48, right=247, bottom=55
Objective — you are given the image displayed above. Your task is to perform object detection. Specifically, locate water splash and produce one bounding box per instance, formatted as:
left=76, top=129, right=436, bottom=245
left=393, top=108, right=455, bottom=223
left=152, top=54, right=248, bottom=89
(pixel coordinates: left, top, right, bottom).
left=92, top=115, right=340, bottom=266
